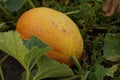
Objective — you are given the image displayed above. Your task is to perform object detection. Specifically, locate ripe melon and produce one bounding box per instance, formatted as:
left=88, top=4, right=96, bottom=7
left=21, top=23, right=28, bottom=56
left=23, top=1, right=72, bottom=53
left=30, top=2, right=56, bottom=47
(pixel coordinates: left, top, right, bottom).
left=16, top=7, right=83, bottom=66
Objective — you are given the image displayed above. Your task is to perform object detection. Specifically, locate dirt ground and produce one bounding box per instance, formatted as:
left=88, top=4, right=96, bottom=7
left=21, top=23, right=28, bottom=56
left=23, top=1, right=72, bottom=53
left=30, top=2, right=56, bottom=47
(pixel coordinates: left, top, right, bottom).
left=0, top=51, right=24, bottom=80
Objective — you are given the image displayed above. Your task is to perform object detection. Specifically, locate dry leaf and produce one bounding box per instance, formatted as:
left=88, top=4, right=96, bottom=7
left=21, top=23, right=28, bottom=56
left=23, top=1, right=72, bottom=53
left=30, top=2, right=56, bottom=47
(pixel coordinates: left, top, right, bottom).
left=116, top=0, right=120, bottom=12
left=102, top=0, right=120, bottom=16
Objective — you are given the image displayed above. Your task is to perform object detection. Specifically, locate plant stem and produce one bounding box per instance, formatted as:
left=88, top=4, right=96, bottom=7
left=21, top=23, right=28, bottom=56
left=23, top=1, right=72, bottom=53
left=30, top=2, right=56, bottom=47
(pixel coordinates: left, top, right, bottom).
left=26, top=70, right=30, bottom=80
left=33, top=76, right=36, bottom=80
left=71, top=54, right=82, bottom=72
left=28, top=0, right=35, bottom=8
left=65, top=10, right=80, bottom=15
left=0, top=55, right=9, bottom=80
left=0, top=3, right=10, bottom=16
left=0, top=65, right=4, bottom=80
left=0, top=55, right=9, bottom=65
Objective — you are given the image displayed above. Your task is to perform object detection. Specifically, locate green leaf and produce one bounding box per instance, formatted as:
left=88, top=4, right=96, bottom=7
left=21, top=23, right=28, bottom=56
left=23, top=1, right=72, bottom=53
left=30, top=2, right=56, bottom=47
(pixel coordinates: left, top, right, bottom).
left=23, top=36, right=73, bottom=79
left=84, top=71, right=90, bottom=80
left=23, top=36, right=50, bottom=50
left=3, top=0, right=25, bottom=11
left=24, top=46, right=51, bottom=70
left=33, top=56, right=74, bottom=80
left=23, top=36, right=51, bottom=70
left=94, top=64, right=107, bottom=80
left=103, top=33, right=120, bottom=61
left=0, top=31, right=28, bottom=68
left=105, top=64, right=118, bottom=78
left=94, top=64, right=118, bottom=79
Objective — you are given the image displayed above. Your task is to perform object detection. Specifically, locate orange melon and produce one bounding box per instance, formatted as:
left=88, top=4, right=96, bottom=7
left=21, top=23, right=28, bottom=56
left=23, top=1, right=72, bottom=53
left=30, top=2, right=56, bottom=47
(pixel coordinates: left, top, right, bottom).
left=16, top=7, right=83, bottom=66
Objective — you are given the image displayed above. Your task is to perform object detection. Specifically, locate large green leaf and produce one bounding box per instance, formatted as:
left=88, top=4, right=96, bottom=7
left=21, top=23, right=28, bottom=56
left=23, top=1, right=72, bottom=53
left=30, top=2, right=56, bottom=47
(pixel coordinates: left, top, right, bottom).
left=24, top=47, right=51, bottom=70
left=103, top=33, right=120, bottom=61
left=23, top=36, right=51, bottom=70
left=33, top=56, right=74, bottom=80
left=23, top=36, right=74, bottom=79
left=3, top=0, right=25, bottom=11
left=0, top=31, right=28, bottom=68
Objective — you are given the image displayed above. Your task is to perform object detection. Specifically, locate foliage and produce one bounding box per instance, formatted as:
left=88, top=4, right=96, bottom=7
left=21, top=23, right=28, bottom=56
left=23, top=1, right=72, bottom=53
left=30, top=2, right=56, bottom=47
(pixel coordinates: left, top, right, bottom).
left=103, top=33, right=120, bottom=61
left=0, top=0, right=120, bottom=80
left=0, top=31, right=74, bottom=80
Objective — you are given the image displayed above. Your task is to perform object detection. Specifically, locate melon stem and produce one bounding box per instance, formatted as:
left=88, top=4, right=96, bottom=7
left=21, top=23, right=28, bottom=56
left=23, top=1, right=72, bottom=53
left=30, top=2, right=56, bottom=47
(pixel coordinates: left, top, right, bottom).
left=65, top=10, right=80, bottom=15
left=72, top=54, right=82, bottom=72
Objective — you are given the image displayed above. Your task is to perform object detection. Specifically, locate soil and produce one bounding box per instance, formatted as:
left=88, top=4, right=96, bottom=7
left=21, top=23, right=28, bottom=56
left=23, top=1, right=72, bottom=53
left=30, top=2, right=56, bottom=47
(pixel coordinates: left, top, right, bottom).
left=0, top=51, right=24, bottom=80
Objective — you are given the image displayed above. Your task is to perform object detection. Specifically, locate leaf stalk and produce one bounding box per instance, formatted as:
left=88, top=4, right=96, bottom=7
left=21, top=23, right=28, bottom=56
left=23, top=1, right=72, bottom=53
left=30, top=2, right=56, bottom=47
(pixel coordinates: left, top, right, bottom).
left=28, top=0, right=35, bottom=8
left=26, top=69, right=30, bottom=80
left=0, top=3, right=10, bottom=16
left=0, top=65, right=4, bottom=80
